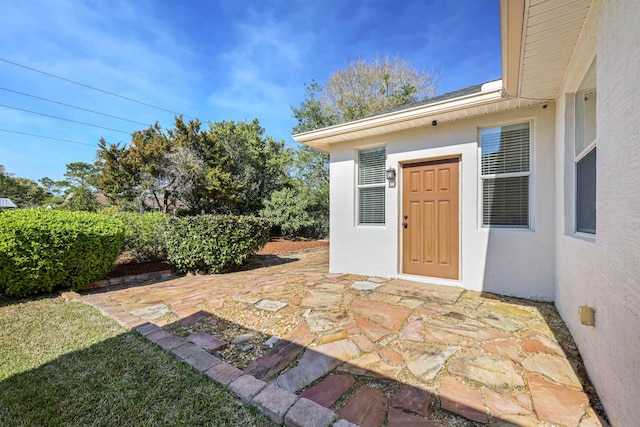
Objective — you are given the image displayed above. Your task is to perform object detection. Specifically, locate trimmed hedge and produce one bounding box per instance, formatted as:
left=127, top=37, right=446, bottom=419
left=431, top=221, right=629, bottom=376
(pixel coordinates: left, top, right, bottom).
left=109, top=211, right=168, bottom=262
left=166, top=215, right=269, bottom=274
left=0, top=209, right=124, bottom=296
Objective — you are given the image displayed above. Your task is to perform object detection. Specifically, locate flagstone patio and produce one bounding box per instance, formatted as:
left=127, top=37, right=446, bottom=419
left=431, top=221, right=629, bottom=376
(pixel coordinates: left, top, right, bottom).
left=79, top=247, right=607, bottom=426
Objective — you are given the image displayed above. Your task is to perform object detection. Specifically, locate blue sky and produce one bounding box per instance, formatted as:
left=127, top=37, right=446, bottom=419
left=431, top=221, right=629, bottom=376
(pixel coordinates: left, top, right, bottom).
left=0, top=0, right=501, bottom=182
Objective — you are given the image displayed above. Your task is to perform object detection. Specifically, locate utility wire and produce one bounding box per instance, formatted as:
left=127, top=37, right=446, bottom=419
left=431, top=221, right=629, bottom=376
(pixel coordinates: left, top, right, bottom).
left=0, top=88, right=150, bottom=126
left=0, top=58, right=193, bottom=119
left=0, top=104, right=131, bottom=135
left=0, top=129, right=97, bottom=147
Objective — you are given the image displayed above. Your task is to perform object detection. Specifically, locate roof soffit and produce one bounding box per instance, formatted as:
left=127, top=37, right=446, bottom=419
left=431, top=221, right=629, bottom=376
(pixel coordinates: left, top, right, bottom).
left=516, top=0, right=593, bottom=100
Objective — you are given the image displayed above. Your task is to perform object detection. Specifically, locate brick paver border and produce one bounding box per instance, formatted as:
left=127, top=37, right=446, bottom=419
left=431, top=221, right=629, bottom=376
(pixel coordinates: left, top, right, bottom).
left=131, top=322, right=345, bottom=427
left=64, top=289, right=343, bottom=425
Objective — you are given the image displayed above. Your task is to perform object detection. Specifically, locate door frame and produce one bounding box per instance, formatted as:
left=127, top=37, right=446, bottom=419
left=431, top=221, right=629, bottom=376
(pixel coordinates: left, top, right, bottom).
left=398, top=154, right=463, bottom=280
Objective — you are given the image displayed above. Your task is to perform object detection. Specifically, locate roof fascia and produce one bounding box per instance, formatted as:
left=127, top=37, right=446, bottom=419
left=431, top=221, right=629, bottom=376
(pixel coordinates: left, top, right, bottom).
left=500, top=0, right=526, bottom=98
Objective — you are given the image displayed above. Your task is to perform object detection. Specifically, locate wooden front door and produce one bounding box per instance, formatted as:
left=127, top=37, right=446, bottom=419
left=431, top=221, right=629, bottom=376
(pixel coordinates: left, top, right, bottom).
left=402, top=158, right=459, bottom=279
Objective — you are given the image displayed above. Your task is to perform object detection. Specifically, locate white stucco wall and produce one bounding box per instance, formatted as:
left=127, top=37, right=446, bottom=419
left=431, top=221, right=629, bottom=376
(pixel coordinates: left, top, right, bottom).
left=553, top=1, right=640, bottom=425
left=329, top=104, right=556, bottom=300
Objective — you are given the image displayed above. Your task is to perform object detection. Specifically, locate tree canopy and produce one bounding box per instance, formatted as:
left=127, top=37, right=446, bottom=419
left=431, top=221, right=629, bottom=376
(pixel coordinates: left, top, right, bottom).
left=64, top=162, right=98, bottom=189
left=95, top=117, right=290, bottom=215
left=0, top=165, right=47, bottom=208
left=292, top=54, right=438, bottom=132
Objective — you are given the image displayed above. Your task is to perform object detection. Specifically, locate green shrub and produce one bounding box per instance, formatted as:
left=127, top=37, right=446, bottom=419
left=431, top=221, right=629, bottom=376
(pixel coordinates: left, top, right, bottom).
left=166, top=215, right=269, bottom=273
left=261, top=187, right=328, bottom=238
left=109, top=211, right=168, bottom=262
left=0, top=209, right=124, bottom=296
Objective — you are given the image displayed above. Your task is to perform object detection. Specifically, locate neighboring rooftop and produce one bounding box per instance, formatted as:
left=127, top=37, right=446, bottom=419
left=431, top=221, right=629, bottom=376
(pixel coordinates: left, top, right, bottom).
left=360, top=80, right=493, bottom=120
left=0, top=198, right=18, bottom=209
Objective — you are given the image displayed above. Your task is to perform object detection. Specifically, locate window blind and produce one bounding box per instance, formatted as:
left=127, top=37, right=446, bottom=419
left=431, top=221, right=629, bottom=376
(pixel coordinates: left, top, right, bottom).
left=358, top=147, right=386, bottom=185
left=359, top=187, right=385, bottom=225
left=357, top=146, right=386, bottom=225
left=481, top=122, right=530, bottom=175
left=481, top=122, right=530, bottom=227
left=483, top=176, right=529, bottom=226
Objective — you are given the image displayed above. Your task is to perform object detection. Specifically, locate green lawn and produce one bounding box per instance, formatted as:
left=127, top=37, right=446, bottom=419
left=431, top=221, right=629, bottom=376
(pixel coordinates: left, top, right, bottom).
left=0, top=296, right=272, bottom=426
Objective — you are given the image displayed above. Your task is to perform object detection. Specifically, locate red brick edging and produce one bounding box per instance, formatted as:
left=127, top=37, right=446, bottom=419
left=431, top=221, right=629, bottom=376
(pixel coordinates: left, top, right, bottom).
left=60, top=291, right=346, bottom=426
left=135, top=322, right=349, bottom=427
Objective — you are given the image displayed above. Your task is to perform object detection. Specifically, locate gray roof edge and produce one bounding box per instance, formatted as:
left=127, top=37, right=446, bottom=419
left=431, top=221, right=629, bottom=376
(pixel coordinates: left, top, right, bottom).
left=293, top=79, right=502, bottom=138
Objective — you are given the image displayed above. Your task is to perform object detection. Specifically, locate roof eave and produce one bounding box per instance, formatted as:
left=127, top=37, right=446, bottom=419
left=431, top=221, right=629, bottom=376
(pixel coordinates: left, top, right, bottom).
left=500, top=0, right=525, bottom=98
left=292, top=86, right=505, bottom=150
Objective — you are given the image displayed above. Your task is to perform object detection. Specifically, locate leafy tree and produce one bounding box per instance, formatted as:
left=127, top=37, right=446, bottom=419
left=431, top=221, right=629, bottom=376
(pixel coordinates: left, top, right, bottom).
left=324, top=54, right=437, bottom=122
left=38, top=177, right=70, bottom=198
left=208, top=119, right=292, bottom=214
left=64, top=162, right=98, bottom=189
left=95, top=137, right=139, bottom=207
left=293, top=55, right=437, bottom=131
left=96, top=120, right=205, bottom=213
left=261, top=146, right=329, bottom=238
left=0, top=165, right=47, bottom=208
left=291, top=80, right=338, bottom=134
left=168, top=118, right=243, bottom=214
left=260, top=187, right=317, bottom=237
left=63, top=186, right=101, bottom=212
left=95, top=117, right=289, bottom=215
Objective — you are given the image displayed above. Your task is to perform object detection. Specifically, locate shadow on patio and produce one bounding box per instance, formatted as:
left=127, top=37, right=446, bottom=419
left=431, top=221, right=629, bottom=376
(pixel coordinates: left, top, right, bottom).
left=78, top=247, right=607, bottom=426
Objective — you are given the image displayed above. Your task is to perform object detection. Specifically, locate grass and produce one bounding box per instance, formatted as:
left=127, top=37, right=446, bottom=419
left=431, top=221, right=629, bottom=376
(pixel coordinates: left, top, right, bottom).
left=0, top=296, right=272, bottom=426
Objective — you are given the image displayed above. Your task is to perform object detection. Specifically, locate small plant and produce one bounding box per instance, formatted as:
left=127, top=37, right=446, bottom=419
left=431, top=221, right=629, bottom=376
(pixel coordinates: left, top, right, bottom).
left=0, top=209, right=124, bottom=296
left=109, top=211, right=168, bottom=262
left=165, top=215, right=269, bottom=274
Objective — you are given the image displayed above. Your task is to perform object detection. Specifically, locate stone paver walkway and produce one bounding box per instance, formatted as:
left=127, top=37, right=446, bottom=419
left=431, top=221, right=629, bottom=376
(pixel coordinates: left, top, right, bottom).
left=78, top=248, right=606, bottom=427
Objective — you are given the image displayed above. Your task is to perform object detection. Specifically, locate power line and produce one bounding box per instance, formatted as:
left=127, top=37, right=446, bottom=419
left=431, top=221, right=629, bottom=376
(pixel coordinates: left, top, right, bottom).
left=0, top=87, right=150, bottom=126
left=0, top=104, right=131, bottom=135
left=0, top=129, right=97, bottom=147
left=0, top=58, right=194, bottom=119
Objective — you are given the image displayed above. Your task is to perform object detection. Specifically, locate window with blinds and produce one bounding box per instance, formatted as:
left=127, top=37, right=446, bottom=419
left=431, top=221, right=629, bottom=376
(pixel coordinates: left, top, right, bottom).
left=480, top=122, right=531, bottom=227
left=357, top=146, right=386, bottom=225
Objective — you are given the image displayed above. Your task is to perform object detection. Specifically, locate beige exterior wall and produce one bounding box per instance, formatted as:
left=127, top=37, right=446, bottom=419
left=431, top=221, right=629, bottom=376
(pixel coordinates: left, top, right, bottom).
left=553, top=1, right=640, bottom=425
left=329, top=103, right=556, bottom=300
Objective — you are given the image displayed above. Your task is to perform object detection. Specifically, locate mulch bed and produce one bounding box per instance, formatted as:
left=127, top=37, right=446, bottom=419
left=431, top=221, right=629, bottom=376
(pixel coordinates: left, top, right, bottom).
left=107, top=239, right=329, bottom=279
left=107, top=260, right=170, bottom=278
left=257, top=239, right=328, bottom=255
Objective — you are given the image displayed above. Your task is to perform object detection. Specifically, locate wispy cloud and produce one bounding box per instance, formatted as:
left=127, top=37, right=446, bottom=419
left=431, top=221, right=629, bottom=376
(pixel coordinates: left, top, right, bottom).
left=0, top=0, right=204, bottom=178
left=204, top=7, right=311, bottom=139
left=0, top=0, right=501, bottom=181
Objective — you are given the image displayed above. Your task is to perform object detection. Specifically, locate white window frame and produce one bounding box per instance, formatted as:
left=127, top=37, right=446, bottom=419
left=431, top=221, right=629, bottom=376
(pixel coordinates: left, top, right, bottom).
left=574, top=59, right=597, bottom=235
left=479, top=121, right=532, bottom=229
left=356, top=145, right=386, bottom=226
